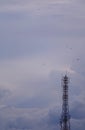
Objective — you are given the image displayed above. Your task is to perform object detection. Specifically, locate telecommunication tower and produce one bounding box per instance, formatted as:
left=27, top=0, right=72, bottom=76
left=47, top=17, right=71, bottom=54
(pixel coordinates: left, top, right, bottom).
left=60, top=75, right=70, bottom=130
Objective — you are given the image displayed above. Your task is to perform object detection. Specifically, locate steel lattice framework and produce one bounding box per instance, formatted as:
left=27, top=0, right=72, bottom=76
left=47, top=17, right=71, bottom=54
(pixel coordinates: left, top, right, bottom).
left=60, top=75, right=70, bottom=130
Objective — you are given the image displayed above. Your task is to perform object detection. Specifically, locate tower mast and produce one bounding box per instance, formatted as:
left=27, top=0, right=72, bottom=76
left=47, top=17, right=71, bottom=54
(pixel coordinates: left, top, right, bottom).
left=60, top=75, right=70, bottom=130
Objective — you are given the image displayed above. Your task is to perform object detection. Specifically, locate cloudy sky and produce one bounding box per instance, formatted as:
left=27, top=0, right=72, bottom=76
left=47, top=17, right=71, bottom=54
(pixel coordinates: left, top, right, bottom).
left=0, top=0, right=85, bottom=130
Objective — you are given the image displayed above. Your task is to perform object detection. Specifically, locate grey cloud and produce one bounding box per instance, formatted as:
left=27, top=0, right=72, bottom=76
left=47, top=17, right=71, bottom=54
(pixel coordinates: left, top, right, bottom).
left=0, top=0, right=85, bottom=130
left=0, top=106, right=85, bottom=130
left=76, top=0, right=85, bottom=4
left=0, top=0, right=85, bottom=60
left=3, top=73, right=60, bottom=107
left=0, top=88, right=11, bottom=101
left=71, top=102, right=85, bottom=119
left=0, top=107, right=59, bottom=130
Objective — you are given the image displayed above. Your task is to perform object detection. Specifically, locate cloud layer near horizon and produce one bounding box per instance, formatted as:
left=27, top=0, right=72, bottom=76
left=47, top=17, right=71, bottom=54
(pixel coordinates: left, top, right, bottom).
left=0, top=0, right=85, bottom=130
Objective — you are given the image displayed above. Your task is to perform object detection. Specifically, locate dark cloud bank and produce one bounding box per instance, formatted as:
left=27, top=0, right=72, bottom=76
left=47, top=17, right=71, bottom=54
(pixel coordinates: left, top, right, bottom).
left=0, top=103, right=85, bottom=130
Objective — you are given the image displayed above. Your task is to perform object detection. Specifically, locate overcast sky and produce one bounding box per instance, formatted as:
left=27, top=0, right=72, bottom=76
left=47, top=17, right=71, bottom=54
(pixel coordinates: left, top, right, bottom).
left=0, top=0, right=85, bottom=130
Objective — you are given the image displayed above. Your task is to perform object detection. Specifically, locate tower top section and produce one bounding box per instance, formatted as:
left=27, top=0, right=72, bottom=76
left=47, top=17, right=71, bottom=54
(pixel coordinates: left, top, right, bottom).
left=62, top=75, right=69, bottom=85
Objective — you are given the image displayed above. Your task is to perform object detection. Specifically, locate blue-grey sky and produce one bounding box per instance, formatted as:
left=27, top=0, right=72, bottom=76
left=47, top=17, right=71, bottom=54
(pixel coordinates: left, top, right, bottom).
left=0, top=0, right=85, bottom=130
